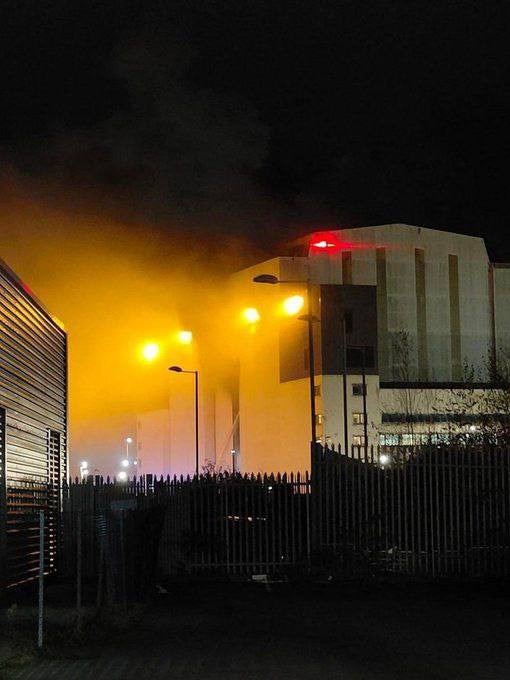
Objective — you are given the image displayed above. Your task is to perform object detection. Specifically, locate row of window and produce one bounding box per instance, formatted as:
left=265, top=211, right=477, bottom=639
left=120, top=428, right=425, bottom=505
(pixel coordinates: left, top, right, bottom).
left=379, top=433, right=453, bottom=446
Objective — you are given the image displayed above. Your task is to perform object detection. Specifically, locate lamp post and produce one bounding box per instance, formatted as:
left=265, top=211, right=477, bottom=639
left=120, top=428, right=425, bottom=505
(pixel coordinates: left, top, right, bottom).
left=253, top=274, right=318, bottom=444
left=169, top=365, right=199, bottom=477
left=125, top=436, right=133, bottom=461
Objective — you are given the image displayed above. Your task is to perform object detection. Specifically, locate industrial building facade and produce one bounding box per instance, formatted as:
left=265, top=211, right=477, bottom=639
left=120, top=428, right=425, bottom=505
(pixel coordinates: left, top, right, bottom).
left=0, top=258, right=67, bottom=587
left=213, top=224, right=510, bottom=473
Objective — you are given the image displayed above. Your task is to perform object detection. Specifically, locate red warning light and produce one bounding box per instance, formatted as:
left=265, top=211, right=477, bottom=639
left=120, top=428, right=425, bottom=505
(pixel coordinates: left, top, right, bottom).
left=309, top=231, right=346, bottom=254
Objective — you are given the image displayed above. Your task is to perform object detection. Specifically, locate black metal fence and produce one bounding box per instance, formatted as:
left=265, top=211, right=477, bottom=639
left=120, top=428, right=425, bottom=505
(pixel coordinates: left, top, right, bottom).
left=314, top=445, right=510, bottom=577
left=4, top=444, right=510, bottom=594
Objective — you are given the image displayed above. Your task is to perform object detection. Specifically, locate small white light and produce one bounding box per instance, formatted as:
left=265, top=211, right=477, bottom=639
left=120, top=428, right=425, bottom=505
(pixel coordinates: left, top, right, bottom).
left=121, top=459, right=130, bottom=467
left=133, top=460, right=138, bottom=465
left=80, top=461, right=88, bottom=468
left=469, top=425, right=477, bottom=433
left=126, top=436, right=133, bottom=444
left=268, top=485, right=273, bottom=491
left=117, top=471, right=128, bottom=482
left=379, top=454, right=390, bottom=466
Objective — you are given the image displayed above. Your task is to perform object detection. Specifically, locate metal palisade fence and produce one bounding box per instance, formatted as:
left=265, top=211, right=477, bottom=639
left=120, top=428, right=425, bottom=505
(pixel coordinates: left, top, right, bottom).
left=314, top=444, right=510, bottom=577
left=61, top=471, right=311, bottom=593
left=4, top=443, right=510, bottom=593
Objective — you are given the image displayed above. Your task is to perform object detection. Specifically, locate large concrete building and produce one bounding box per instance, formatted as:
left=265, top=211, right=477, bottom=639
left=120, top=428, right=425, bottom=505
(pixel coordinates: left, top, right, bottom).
left=211, top=224, right=510, bottom=473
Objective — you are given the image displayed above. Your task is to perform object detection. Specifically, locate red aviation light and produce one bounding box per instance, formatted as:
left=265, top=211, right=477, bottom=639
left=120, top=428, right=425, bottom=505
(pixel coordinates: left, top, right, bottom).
left=309, top=231, right=346, bottom=254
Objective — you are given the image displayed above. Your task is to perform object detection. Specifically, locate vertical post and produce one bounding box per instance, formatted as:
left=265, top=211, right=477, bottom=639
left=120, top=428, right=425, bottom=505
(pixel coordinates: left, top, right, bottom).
left=307, top=279, right=319, bottom=560
left=76, top=510, right=82, bottom=633
left=306, top=279, right=317, bottom=446
left=119, top=510, right=127, bottom=611
left=194, top=371, right=199, bottom=477
left=38, top=510, right=45, bottom=649
left=361, top=348, right=368, bottom=455
left=342, top=317, right=349, bottom=455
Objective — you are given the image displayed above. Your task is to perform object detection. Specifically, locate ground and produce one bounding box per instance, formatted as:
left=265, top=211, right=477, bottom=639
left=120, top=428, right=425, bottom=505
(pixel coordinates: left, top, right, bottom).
left=1, top=579, right=510, bottom=679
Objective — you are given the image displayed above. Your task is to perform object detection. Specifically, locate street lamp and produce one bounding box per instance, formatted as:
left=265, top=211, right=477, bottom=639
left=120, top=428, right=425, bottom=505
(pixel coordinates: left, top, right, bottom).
left=125, top=436, right=133, bottom=461
left=253, top=273, right=318, bottom=445
left=169, top=365, right=199, bottom=476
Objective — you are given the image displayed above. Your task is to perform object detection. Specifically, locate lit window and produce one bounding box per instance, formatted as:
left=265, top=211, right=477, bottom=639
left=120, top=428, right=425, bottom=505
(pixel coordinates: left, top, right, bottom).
left=352, top=412, right=365, bottom=425
left=352, top=383, right=366, bottom=396
left=314, top=384, right=321, bottom=397
left=352, top=435, right=366, bottom=447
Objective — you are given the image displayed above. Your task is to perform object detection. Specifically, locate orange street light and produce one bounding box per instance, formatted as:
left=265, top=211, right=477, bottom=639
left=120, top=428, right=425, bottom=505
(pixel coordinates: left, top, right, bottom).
left=242, top=307, right=260, bottom=323
left=283, top=295, right=305, bottom=316
left=177, top=330, right=193, bottom=345
left=141, top=342, right=160, bottom=362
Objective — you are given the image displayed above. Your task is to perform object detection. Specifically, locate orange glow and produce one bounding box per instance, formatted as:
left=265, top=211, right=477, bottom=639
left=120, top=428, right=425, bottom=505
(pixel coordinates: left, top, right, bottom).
left=141, top=342, right=160, bottom=362
left=283, top=295, right=304, bottom=315
left=177, top=330, right=193, bottom=344
left=242, top=307, right=260, bottom=323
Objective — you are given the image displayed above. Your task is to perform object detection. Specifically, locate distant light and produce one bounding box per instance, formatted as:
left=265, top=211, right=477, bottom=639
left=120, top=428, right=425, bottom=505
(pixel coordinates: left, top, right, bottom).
left=469, top=425, right=477, bottom=432
left=283, top=295, right=305, bottom=316
left=309, top=231, right=347, bottom=254
left=133, top=460, right=138, bottom=465
left=379, top=454, right=390, bottom=466
left=177, top=330, right=193, bottom=345
left=117, top=471, right=128, bottom=482
left=126, top=437, right=133, bottom=444
left=242, top=307, right=260, bottom=323
left=121, top=459, right=130, bottom=467
left=80, top=461, right=88, bottom=468
left=142, top=342, right=160, bottom=362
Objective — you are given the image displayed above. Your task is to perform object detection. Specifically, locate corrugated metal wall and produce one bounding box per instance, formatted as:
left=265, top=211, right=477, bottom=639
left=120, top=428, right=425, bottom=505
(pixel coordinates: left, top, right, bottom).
left=0, top=260, right=67, bottom=587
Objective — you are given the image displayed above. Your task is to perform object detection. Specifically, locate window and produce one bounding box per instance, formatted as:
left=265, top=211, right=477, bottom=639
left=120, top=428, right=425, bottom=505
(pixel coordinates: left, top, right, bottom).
left=344, top=309, right=353, bottom=334
left=346, top=346, right=375, bottom=369
left=379, top=434, right=399, bottom=446
left=352, top=383, right=366, bottom=396
left=352, top=412, right=365, bottom=425
left=315, top=413, right=324, bottom=426
left=314, top=384, right=321, bottom=397
left=353, top=435, right=366, bottom=447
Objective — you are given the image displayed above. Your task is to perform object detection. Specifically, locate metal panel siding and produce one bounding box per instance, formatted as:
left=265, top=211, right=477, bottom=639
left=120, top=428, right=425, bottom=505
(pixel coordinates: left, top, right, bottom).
left=0, top=264, right=67, bottom=586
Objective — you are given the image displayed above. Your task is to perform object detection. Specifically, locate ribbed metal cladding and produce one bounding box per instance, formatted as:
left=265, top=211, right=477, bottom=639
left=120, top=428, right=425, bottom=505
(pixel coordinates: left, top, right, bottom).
left=0, top=261, right=67, bottom=588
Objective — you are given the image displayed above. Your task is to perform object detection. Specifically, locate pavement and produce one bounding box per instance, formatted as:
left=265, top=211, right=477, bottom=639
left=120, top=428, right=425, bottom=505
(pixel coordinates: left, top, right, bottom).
left=2, top=580, right=510, bottom=679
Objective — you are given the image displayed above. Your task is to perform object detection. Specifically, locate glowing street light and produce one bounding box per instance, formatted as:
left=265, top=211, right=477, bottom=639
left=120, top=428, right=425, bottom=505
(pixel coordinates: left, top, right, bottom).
left=121, top=459, right=130, bottom=468
left=242, top=307, right=260, bottom=324
left=141, top=342, right=160, bottom=362
left=379, top=454, right=390, bottom=466
left=169, top=365, right=200, bottom=476
left=283, top=295, right=305, bottom=316
left=117, top=470, right=128, bottom=482
left=177, top=330, right=193, bottom=345
left=79, top=460, right=89, bottom=481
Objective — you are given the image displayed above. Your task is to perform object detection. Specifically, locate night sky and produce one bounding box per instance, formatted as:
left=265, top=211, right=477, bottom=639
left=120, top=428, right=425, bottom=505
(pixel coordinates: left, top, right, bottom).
left=1, top=0, right=509, bottom=258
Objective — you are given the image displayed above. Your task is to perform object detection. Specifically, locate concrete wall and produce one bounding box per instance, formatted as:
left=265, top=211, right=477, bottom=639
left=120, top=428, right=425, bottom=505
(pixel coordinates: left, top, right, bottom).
left=136, top=409, right=171, bottom=478
left=307, top=224, right=492, bottom=381
left=493, top=265, right=510, bottom=356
